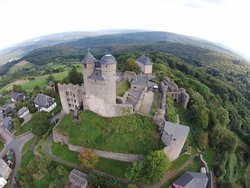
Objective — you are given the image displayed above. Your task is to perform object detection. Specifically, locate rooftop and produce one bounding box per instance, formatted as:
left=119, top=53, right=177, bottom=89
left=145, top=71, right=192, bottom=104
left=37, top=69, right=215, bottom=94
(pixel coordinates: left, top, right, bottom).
left=162, top=121, right=190, bottom=146
left=173, top=171, right=208, bottom=188
left=69, top=169, right=88, bottom=188
left=81, top=50, right=98, bottom=64
left=34, top=94, right=55, bottom=108
left=100, top=54, right=116, bottom=65
left=137, top=55, right=152, bottom=65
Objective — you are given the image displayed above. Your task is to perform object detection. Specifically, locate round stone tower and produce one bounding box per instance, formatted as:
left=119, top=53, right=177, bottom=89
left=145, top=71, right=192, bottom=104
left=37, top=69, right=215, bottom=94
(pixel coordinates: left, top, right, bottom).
left=99, top=54, right=117, bottom=105
left=82, top=51, right=117, bottom=116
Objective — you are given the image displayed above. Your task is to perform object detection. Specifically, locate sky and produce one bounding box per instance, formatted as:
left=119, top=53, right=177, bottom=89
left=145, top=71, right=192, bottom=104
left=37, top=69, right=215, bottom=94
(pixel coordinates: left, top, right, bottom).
left=0, top=0, right=249, bottom=58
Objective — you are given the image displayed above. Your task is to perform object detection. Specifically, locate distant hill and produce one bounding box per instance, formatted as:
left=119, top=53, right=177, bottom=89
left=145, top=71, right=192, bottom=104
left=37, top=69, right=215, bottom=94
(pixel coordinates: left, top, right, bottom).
left=0, top=30, right=145, bottom=66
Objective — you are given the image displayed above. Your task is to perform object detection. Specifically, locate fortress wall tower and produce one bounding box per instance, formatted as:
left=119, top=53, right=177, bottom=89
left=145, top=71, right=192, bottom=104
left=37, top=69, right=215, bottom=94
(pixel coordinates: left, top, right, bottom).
left=58, top=83, right=85, bottom=113
left=83, top=51, right=117, bottom=116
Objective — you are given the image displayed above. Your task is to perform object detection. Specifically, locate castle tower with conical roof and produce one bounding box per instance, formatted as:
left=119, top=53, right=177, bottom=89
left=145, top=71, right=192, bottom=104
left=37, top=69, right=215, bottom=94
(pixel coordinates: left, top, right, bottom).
left=82, top=51, right=117, bottom=116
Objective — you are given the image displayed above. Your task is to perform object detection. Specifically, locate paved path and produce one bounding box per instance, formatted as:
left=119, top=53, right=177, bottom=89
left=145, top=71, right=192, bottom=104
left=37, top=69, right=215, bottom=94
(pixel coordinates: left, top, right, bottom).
left=139, top=91, right=154, bottom=115
left=0, top=127, right=15, bottom=145
left=0, top=131, right=34, bottom=188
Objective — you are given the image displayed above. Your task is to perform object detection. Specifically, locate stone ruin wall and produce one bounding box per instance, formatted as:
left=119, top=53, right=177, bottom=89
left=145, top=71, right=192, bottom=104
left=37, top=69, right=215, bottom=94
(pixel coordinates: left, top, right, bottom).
left=162, top=77, right=189, bottom=109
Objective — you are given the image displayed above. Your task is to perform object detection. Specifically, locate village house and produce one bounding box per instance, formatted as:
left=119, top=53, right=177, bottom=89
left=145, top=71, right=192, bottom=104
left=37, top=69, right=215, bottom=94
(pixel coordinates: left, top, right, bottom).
left=4, top=117, right=14, bottom=133
left=0, top=177, right=7, bottom=188
left=68, top=169, right=88, bottom=188
left=136, top=55, right=153, bottom=74
left=34, top=94, right=57, bottom=112
left=11, top=92, right=25, bottom=102
left=171, top=171, right=208, bottom=188
left=1, top=103, right=15, bottom=117
left=17, top=106, right=31, bottom=122
left=0, top=158, right=11, bottom=180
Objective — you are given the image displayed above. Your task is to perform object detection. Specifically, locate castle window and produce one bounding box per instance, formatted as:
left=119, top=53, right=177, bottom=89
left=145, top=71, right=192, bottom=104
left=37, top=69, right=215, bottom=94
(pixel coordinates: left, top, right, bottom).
left=73, top=94, right=75, bottom=97
left=74, top=99, right=76, bottom=103
left=67, top=98, right=70, bottom=102
left=66, top=91, right=69, bottom=96
left=84, top=64, right=87, bottom=68
left=68, top=103, right=71, bottom=107
left=106, top=65, right=107, bottom=68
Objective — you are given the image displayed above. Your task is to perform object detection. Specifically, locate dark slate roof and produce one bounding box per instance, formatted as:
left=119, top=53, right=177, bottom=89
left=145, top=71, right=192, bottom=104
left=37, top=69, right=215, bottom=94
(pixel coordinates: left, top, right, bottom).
left=100, top=54, right=116, bottom=65
left=81, top=50, right=98, bottom=64
left=173, top=171, right=208, bottom=188
left=4, top=117, right=13, bottom=131
left=17, top=106, right=29, bottom=117
left=137, top=55, right=152, bottom=65
left=11, top=92, right=24, bottom=101
left=69, top=169, right=87, bottom=188
left=34, top=94, right=55, bottom=108
left=88, top=68, right=105, bottom=81
left=2, top=103, right=16, bottom=115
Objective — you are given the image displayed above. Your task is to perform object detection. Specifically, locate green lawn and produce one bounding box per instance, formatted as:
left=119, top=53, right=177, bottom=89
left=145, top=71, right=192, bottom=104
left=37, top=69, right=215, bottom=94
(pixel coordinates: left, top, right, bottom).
left=97, top=158, right=130, bottom=178
left=33, top=174, right=54, bottom=188
left=0, top=139, right=4, bottom=151
left=51, top=142, right=130, bottom=178
left=21, top=71, right=69, bottom=91
left=117, top=80, right=130, bottom=96
left=150, top=92, right=160, bottom=115
left=56, top=110, right=163, bottom=154
left=51, top=142, right=79, bottom=164
left=21, top=150, right=34, bottom=168
left=203, top=149, right=214, bottom=171
left=169, top=154, right=190, bottom=171
left=22, top=138, right=34, bottom=154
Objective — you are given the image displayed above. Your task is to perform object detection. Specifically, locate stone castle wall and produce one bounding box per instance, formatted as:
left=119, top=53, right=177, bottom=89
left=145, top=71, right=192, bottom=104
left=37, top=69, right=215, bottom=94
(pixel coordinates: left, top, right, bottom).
left=58, top=83, right=86, bottom=113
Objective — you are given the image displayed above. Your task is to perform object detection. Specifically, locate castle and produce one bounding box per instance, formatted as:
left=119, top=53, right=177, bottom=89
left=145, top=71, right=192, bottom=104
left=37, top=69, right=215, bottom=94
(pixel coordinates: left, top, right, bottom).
left=58, top=50, right=133, bottom=117
left=57, top=51, right=190, bottom=161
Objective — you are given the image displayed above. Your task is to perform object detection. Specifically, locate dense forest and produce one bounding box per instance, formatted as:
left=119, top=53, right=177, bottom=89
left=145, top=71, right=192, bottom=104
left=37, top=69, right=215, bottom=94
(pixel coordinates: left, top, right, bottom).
left=0, top=32, right=249, bottom=187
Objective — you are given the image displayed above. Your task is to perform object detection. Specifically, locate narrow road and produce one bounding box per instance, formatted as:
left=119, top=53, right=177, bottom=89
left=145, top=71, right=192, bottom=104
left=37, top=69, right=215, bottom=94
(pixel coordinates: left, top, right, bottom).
left=0, top=131, right=35, bottom=188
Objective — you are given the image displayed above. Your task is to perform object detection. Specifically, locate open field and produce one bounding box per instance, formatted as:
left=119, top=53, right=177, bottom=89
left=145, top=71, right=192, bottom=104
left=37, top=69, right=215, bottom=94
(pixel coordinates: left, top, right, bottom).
left=56, top=110, right=163, bottom=154
left=0, top=79, right=29, bottom=92
left=9, top=60, right=34, bottom=73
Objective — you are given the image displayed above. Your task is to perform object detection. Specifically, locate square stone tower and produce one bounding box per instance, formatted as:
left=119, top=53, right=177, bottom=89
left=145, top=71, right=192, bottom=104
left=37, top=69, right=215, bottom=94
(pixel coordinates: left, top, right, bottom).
left=82, top=51, right=117, bottom=116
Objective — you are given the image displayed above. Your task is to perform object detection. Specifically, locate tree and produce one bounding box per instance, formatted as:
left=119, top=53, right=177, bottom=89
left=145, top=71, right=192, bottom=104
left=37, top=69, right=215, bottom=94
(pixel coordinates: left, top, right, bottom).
left=67, top=66, right=83, bottom=85
left=197, top=131, right=208, bottom=151
left=125, top=150, right=170, bottom=184
left=13, top=117, right=21, bottom=132
left=47, top=74, right=55, bottom=83
left=78, top=150, right=99, bottom=169
left=123, top=58, right=141, bottom=74
left=125, top=161, right=144, bottom=182
left=31, top=112, right=51, bottom=137
left=216, top=107, right=230, bottom=126
left=143, top=150, right=170, bottom=183
left=17, top=168, right=33, bottom=188
left=12, top=84, right=24, bottom=93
